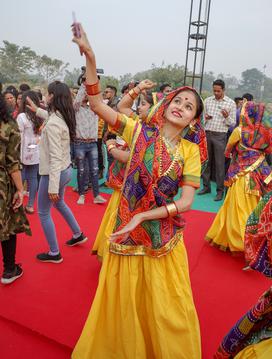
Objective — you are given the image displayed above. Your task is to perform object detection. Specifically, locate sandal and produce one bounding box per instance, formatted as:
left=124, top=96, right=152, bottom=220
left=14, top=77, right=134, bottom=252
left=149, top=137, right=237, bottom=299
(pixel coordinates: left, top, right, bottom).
left=25, top=206, right=35, bottom=214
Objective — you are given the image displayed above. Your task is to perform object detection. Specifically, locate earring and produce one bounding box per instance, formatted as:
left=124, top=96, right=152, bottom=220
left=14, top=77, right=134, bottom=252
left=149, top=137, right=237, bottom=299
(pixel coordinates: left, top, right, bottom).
left=189, top=123, right=196, bottom=132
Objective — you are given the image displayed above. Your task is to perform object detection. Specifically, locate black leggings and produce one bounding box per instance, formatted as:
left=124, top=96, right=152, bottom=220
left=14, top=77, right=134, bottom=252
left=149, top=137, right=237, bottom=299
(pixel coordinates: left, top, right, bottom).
left=1, top=234, right=17, bottom=272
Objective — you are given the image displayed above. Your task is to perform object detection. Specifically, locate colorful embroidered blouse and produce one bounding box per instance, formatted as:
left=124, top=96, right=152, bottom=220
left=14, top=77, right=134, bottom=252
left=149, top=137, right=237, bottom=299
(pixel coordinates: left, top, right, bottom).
left=107, top=113, right=201, bottom=257
left=224, top=126, right=272, bottom=196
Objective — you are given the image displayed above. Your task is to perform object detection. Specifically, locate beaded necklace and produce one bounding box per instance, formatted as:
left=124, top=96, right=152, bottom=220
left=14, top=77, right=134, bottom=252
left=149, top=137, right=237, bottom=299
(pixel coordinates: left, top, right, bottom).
left=159, top=134, right=181, bottom=177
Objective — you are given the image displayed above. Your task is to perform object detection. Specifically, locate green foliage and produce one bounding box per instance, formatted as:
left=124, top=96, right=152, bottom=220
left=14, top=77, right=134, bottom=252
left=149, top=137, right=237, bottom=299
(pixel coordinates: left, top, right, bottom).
left=35, top=55, right=69, bottom=84
left=133, top=63, right=185, bottom=91
left=64, top=68, right=81, bottom=87
left=99, top=75, right=120, bottom=92
left=0, top=41, right=37, bottom=82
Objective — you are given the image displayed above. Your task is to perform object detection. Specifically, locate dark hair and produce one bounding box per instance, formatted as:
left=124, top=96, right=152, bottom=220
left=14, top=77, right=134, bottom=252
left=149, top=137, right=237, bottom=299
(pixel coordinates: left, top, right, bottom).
left=160, top=83, right=171, bottom=92
left=121, top=84, right=129, bottom=94
left=242, top=93, right=254, bottom=101
left=47, top=81, right=76, bottom=140
left=5, top=85, right=18, bottom=98
left=106, top=85, right=117, bottom=96
left=35, top=90, right=43, bottom=101
left=20, top=90, right=43, bottom=134
left=0, top=82, right=2, bottom=94
left=140, top=91, right=155, bottom=107
left=0, top=94, right=12, bottom=123
left=234, top=97, right=243, bottom=104
left=19, top=83, right=31, bottom=92
left=213, top=79, right=225, bottom=90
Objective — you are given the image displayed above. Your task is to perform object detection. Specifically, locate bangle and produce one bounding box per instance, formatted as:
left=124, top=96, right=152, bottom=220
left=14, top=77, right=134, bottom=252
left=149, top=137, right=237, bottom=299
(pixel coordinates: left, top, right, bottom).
left=128, top=88, right=138, bottom=100
left=85, top=80, right=101, bottom=96
left=107, top=144, right=116, bottom=153
left=165, top=202, right=178, bottom=217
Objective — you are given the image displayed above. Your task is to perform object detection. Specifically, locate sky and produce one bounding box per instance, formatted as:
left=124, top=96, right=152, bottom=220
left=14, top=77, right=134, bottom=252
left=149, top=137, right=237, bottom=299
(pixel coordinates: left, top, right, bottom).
left=0, top=0, right=271, bottom=80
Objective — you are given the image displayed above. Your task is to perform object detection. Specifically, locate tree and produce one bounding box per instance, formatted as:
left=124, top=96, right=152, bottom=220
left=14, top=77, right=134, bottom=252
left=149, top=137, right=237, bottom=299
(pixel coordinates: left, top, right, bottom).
left=119, top=73, right=133, bottom=88
left=134, top=63, right=185, bottom=91
left=64, top=68, right=81, bottom=87
left=35, top=55, right=69, bottom=83
left=238, top=68, right=263, bottom=98
left=0, top=41, right=37, bottom=82
left=99, top=76, right=120, bottom=92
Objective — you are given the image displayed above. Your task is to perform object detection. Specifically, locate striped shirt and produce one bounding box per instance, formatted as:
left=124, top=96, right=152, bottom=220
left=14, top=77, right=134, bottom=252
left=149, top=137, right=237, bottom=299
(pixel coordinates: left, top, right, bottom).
left=74, top=84, right=98, bottom=140
left=204, top=95, right=236, bottom=133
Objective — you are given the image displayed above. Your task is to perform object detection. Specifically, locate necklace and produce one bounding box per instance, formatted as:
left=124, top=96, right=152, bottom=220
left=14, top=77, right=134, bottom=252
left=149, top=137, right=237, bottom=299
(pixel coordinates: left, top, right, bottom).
left=159, top=135, right=181, bottom=177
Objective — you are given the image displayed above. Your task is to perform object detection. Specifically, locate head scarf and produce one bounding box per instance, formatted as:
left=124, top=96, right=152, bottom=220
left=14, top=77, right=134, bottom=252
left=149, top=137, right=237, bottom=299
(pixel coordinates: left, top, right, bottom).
left=225, top=101, right=272, bottom=195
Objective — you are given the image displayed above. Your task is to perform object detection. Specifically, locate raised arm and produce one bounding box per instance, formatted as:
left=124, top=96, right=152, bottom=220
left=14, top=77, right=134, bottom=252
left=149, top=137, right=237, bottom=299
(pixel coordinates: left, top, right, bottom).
left=72, top=24, right=117, bottom=127
left=117, top=79, right=156, bottom=116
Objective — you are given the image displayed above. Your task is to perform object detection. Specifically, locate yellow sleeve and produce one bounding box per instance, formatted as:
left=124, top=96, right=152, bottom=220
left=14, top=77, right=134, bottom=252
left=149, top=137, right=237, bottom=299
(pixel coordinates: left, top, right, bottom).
left=180, top=141, right=201, bottom=188
left=225, top=126, right=241, bottom=157
left=108, top=113, right=140, bottom=147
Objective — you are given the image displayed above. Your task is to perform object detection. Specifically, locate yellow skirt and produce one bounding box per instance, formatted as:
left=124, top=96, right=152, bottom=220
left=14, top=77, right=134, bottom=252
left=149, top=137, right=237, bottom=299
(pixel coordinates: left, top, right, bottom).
left=206, top=176, right=259, bottom=252
left=234, top=338, right=272, bottom=359
left=92, top=190, right=121, bottom=260
left=72, top=239, right=201, bottom=359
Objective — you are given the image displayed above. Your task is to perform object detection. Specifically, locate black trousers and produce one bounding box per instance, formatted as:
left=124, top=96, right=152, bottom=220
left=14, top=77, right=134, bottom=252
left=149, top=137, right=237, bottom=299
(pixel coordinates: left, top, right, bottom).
left=202, top=131, right=227, bottom=194
left=1, top=234, right=17, bottom=272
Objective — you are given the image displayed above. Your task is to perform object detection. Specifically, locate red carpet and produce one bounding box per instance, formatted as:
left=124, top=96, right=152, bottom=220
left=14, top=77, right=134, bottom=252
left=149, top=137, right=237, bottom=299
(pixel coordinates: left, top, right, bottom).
left=0, top=187, right=270, bottom=359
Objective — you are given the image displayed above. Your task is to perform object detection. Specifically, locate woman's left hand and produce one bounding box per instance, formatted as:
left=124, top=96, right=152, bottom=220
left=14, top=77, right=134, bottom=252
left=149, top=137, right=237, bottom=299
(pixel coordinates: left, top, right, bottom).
left=109, top=213, right=143, bottom=241
left=12, top=190, right=24, bottom=211
left=49, top=193, right=59, bottom=203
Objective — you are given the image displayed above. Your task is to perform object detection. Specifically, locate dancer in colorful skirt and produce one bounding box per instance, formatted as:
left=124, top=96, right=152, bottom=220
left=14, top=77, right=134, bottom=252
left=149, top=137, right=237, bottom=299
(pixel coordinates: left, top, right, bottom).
left=206, top=102, right=272, bottom=253
left=71, top=23, right=207, bottom=358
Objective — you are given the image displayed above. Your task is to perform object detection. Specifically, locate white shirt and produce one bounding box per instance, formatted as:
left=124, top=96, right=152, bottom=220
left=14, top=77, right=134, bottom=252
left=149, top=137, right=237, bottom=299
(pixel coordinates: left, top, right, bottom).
left=204, top=95, right=236, bottom=133
left=17, top=113, right=40, bottom=165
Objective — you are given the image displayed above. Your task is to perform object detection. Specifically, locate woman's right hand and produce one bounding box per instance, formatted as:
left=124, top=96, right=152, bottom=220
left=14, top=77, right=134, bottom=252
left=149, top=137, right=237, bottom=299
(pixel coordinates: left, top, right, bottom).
left=71, top=23, right=92, bottom=55
left=138, top=79, right=156, bottom=91
left=12, top=190, right=24, bottom=211
left=26, top=96, right=38, bottom=113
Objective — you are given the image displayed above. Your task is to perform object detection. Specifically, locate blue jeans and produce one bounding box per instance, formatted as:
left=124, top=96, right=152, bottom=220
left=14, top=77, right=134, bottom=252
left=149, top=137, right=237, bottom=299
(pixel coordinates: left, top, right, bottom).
left=74, top=142, right=99, bottom=197
left=22, top=164, right=39, bottom=207
left=38, top=166, right=81, bottom=253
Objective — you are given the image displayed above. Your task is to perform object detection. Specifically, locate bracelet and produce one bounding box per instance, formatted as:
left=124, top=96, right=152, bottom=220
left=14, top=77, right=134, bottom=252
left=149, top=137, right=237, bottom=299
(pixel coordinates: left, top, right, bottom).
left=107, top=144, right=116, bottom=153
left=85, top=80, right=101, bottom=96
left=128, top=88, right=138, bottom=100
left=165, top=202, right=178, bottom=217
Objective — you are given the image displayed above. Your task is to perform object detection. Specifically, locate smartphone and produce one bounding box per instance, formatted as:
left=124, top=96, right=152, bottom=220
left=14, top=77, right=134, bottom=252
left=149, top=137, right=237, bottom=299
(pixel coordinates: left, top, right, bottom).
left=72, top=11, right=81, bottom=38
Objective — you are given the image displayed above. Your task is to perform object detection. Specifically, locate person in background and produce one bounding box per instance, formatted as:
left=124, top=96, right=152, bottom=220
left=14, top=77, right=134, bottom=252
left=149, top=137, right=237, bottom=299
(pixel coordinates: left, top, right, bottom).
left=198, top=79, right=236, bottom=201
left=16, top=91, right=23, bottom=110
left=37, top=81, right=87, bottom=261
left=19, top=83, right=31, bottom=93
left=17, top=91, right=43, bottom=214
left=0, top=94, right=31, bottom=284
left=205, top=102, right=272, bottom=253
left=157, top=83, right=173, bottom=101
left=73, top=79, right=107, bottom=205
left=3, top=90, right=18, bottom=119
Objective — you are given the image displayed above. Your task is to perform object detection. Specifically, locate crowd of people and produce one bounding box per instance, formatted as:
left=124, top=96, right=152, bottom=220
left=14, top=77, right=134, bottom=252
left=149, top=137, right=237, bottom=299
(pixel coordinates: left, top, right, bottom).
left=0, top=22, right=271, bottom=358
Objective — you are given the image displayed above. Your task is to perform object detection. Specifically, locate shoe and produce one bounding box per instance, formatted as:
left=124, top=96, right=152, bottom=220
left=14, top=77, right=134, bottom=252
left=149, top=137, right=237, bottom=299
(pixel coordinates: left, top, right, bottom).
left=36, top=252, right=63, bottom=263
left=93, top=195, right=107, bottom=204
left=66, top=232, right=88, bottom=246
left=197, top=188, right=211, bottom=195
left=77, top=195, right=85, bottom=205
left=214, top=193, right=223, bottom=201
left=1, top=264, right=23, bottom=284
